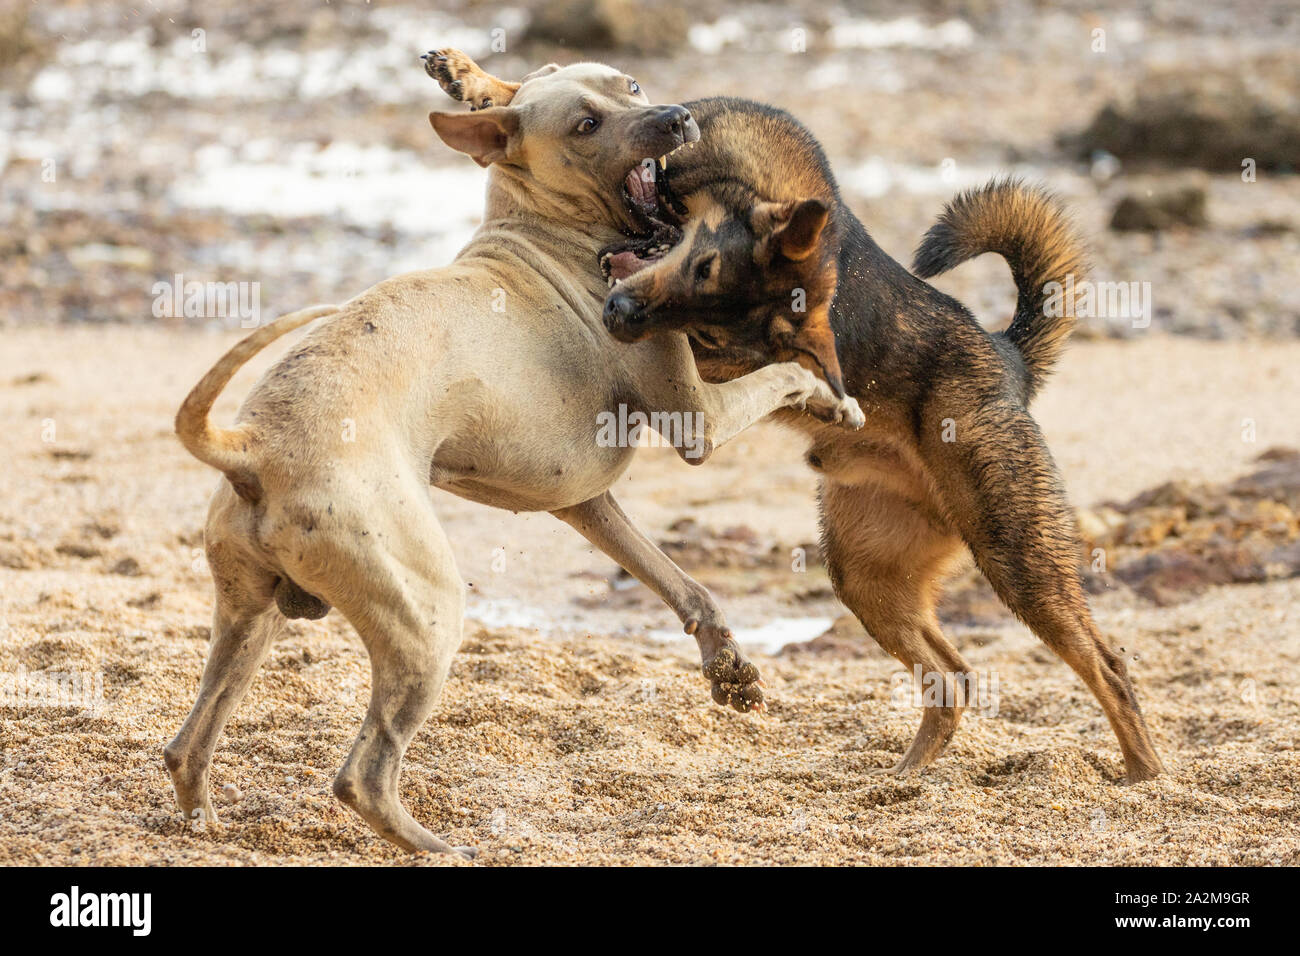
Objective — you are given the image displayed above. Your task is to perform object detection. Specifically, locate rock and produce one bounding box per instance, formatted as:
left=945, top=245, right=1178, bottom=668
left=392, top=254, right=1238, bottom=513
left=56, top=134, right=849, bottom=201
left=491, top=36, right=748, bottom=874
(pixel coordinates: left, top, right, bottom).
left=1076, top=507, right=1108, bottom=545
left=1116, top=506, right=1187, bottom=548
left=780, top=614, right=879, bottom=658
left=1110, top=184, right=1208, bottom=232
left=524, top=0, right=689, bottom=55
left=938, top=571, right=1012, bottom=626
left=109, top=557, right=143, bottom=577
left=55, top=543, right=100, bottom=559
left=657, top=517, right=794, bottom=570
left=1229, top=447, right=1300, bottom=508
left=1115, top=544, right=1266, bottom=605
left=1081, top=448, right=1300, bottom=605
left=1067, top=61, right=1300, bottom=171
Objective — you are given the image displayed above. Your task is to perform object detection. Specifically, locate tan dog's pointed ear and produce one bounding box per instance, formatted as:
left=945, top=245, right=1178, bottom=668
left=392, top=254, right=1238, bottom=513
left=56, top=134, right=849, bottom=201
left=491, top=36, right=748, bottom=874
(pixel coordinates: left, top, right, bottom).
left=429, top=107, right=520, bottom=167
left=521, top=63, right=561, bottom=83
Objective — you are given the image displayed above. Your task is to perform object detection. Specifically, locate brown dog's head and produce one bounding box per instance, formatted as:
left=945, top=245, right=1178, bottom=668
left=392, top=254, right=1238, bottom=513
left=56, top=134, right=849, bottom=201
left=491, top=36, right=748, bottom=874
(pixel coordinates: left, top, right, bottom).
left=429, top=63, right=698, bottom=235
left=601, top=184, right=845, bottom=395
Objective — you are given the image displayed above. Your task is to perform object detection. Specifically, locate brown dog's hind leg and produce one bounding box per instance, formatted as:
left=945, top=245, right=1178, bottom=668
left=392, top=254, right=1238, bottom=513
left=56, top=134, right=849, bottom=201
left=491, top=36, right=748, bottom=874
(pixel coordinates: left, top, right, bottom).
left=165, top=540, right=282, bottom=831
left=821, top=480, right=972, bottom=774
left=923, top=402, right=1164, bottom=782
left=552, top=491, right=762, bottom=713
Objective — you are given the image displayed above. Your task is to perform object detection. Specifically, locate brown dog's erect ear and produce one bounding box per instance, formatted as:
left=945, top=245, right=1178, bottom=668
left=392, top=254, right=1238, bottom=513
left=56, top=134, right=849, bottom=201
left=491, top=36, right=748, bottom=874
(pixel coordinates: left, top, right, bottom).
left=774, top=199, right=830, bottom=261
left=429, top=107, right=520, bottom=167
left=520, top=62, right=562, bottom=84
left=754, top=199, right=830, bottom=262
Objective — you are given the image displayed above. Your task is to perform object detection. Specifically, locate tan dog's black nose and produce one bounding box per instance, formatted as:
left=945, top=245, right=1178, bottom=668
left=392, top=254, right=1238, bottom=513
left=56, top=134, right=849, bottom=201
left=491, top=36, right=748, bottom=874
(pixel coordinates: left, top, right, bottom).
left=657, top=105, right=699, bottom=145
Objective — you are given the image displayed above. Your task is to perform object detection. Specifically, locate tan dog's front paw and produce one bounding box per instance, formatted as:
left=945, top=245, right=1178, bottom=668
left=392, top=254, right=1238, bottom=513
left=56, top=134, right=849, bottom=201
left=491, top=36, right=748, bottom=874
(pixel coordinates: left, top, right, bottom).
left=422, top=48, right=503, bottom=110
left=805, top=386, right=865, bottom=430
left=691, top=624, right=764, bottom=713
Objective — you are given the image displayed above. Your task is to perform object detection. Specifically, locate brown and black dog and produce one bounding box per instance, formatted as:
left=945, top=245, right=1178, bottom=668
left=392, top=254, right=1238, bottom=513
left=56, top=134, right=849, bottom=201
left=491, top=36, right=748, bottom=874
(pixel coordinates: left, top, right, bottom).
left=433, top=56, right=1163, bottom=782
left=602, top=97, right=1164, bottom=783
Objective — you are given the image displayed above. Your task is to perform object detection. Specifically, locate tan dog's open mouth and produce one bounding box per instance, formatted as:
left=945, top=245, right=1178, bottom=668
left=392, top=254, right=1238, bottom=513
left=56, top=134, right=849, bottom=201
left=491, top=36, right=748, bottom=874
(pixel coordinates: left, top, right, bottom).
left=604, top=152, right=691, bottom=284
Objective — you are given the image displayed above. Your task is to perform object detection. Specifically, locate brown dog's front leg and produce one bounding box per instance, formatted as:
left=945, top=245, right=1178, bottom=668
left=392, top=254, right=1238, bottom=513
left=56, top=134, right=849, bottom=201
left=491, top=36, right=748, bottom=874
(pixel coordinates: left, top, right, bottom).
left=552, top=492, right=763, bottom=713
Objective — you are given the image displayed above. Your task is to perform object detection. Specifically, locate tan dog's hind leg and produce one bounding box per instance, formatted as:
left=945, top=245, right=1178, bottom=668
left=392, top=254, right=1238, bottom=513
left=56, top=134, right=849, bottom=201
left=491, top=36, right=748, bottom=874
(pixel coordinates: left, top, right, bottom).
left=280, top=471, right=473, bottom=856
left=821, top=480, right=972, bottom=774
left=164, top=536, right=283, bottom=830
left=552, top=492, right=762, bottom=713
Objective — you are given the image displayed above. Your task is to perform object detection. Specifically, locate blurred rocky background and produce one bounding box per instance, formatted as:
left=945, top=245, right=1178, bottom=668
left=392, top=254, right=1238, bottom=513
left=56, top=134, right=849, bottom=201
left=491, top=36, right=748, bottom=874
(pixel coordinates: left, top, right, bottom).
left=1, top=0, right=1296, bottom=337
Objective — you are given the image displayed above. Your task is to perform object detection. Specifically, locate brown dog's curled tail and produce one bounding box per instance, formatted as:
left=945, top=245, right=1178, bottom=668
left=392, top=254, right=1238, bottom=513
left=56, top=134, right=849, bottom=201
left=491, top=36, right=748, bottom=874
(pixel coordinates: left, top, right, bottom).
left=175, top=305, right=337, bottom=501
left=912, top=178, right=1088, bottom=397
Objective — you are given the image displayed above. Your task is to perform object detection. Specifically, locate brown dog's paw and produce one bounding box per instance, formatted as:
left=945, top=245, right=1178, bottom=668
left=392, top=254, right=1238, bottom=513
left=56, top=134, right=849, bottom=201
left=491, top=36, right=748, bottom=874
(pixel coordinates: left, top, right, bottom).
left=422, top=48, right=497, bottom=110
left=694, top=628, right=764, bottom=713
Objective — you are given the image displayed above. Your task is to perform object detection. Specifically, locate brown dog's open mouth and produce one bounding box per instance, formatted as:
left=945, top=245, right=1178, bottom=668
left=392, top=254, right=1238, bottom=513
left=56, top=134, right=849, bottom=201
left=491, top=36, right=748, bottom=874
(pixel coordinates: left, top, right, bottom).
left=600, top=239, right=674, bottom=284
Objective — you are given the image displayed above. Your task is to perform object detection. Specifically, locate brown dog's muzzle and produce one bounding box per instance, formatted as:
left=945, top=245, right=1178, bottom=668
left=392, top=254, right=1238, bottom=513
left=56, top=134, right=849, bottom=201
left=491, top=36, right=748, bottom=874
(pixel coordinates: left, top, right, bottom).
left=603, top=290, right=651, bottom=342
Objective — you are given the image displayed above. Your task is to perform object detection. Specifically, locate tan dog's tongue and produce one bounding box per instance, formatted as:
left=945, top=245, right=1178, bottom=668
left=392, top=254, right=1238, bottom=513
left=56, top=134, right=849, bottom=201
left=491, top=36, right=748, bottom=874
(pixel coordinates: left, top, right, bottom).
left=624, top=167, right=655, bottom=209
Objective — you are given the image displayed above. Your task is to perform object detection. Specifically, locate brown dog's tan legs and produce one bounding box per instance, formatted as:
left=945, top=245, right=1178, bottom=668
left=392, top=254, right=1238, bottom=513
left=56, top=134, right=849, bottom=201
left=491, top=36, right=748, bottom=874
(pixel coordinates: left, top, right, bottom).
left=924, top=405, right=1164, bottom=782
left=552, top=492, right=762, bottom=712
left=821, top=479, right=973, bottom=773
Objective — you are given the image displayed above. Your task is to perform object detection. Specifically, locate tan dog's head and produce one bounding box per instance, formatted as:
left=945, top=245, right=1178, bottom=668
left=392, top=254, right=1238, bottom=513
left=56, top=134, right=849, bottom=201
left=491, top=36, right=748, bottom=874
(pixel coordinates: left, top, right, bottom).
left=430, top=63, right=699, bottom=234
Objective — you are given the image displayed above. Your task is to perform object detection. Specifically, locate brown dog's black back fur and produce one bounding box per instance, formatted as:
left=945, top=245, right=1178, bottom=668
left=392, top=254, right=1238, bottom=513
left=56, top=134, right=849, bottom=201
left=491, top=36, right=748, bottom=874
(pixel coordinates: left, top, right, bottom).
left=645, top=100, right=1088, bottom=408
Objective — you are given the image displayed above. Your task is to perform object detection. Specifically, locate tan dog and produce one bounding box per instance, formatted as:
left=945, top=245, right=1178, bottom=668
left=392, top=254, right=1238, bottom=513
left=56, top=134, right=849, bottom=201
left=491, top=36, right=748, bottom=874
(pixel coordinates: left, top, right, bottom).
left=165, top=62, right=864, bottom=857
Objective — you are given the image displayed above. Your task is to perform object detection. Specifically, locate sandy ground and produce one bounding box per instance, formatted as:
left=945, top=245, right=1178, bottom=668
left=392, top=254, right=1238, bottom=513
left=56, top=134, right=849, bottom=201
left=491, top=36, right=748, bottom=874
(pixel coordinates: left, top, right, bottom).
left=1, top=327, right=1298, bottom=865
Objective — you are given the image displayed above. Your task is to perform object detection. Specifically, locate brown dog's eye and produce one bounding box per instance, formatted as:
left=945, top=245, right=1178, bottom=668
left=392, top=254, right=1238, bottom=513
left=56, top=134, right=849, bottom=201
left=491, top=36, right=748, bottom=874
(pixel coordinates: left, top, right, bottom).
left=576, top=116, right=599, bottom=134
left=694, top=256, right=716, bottom=282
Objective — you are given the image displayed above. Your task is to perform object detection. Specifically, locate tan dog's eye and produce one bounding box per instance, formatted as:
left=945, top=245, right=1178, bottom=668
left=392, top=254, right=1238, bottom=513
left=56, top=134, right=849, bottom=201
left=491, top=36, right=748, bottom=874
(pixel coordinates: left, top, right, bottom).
left=576, top=116, right=599, bottom=134
left=628, top=79, right=641, bottom=95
